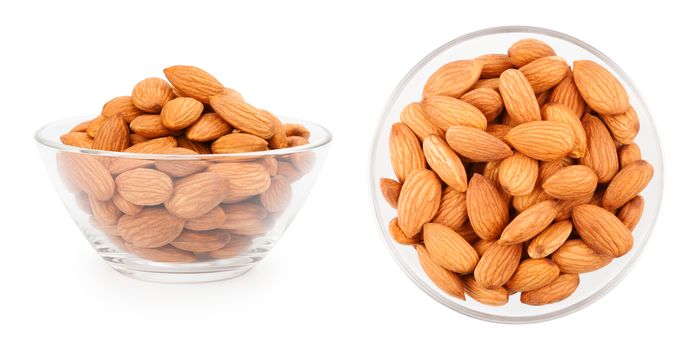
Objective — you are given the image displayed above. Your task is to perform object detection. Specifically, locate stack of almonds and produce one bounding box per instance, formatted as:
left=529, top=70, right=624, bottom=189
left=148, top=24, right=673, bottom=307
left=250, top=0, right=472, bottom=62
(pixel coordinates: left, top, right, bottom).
left=57, top=66, right=314, bottom=263
left=380, top=38, right=653, bottom=306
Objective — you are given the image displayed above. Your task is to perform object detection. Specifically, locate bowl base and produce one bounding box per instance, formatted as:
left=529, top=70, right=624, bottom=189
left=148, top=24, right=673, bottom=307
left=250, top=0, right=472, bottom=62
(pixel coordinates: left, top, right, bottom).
left=109, top=263, right=254, bottom=283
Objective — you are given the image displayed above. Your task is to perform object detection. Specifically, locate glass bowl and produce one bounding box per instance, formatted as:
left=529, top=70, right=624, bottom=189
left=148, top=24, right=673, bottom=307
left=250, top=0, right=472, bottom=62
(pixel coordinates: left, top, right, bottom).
left=369, top=26, right=663, bottom=323
left=36, top=117, right=331, bottom=283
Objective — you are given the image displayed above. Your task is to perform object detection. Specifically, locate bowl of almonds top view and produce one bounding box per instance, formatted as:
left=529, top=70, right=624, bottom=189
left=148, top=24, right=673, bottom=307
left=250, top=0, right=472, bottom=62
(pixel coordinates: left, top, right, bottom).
left=370, top=26, right=662, bottom=322
left=35, top=65, right=331, bottom=283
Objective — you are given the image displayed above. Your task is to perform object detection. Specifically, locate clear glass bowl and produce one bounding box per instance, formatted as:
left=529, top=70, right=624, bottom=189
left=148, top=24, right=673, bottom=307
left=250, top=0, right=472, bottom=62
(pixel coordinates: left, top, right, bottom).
left=36, top=117, right=331, bottom=283
left=369, top=26, right=663, bottom=323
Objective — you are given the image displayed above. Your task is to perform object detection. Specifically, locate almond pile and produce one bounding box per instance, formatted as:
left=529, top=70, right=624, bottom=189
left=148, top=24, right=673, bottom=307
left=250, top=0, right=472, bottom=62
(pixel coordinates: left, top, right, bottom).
left=57, top=66, right=313, bottom=262
left=380, top=38, right=653, bottom=306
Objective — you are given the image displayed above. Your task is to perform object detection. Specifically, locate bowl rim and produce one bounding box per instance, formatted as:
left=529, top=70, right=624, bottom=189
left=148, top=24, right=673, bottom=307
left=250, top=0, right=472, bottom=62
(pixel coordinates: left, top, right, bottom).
left=369, top=25, right=664, bottom=323
left=35, top=116, right=333, bottom=159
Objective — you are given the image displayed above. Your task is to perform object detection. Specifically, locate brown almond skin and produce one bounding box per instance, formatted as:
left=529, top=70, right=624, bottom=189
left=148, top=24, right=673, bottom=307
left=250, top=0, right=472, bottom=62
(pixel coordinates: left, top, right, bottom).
left=601, top=160, right=653, bottom=210
left=132, top=77, right=175, bottom=113
left=555, top=192, right=595, bottom=221
left=505, top=121, right=574, bottom=161
left=400, top=102, right=443, bottom=140
left=163, top=65, right=224, bottom=103
left=463, top=276, right=509, bottom=306
left=86, top=115, right=107, bottom=137
left=498, top=152, right=538, bottom=196
left=57, top=153, right=115, bottom=201
left=129, top=114, right=173, bottom=138
left=219, top=202, right=268, bottom=231
left=550, top=74, right=586, bottom=118
left=505, top=258, right=560, bottom=292
left=499, top=200, right=558, bottom=245
left=389, top=123, right=426, bottom=183
left=184, top=206, right=226, bottom=231
left=431, top=186, right=468, bottom=230
left=476, top=54, right=514, bottom=79
left=102, top=96, right=143, bottom=123
left=519, top=56, right=568, bottom=93
left=423, top=223, right=479, bottom=274
left=397, top=169, right=442, bottom=237
left=112, top=192, right=143, bottom=216
left=507, top=38, right=556, bottom=68
left=459, top=88, right=504, bottom=122
left=89, top=196, right=121, bottom=225
left=512, top=186, right=552, bottom=213
left=416, top=245, right=465, bottom=300
left=170, top=229, right=231, bottom=253
left=472, top=78, right=500, bottom=90
left=211, top=133, right=269, bottom=154
left=209, top=235, right=253, bottom=259
left=499, top=69, right=541, bottom=125
left=485, top=124, right=512, bottom=145
left=541, top=103, right=587, bottom=158
left=283, top=123, right=310, bottom=139
left=445, top=126, right=512, bottom=162
left=210, top=90, right=276, bottom=139
left=123, top=136, right=177, bottom=154
left=379, top=178, right=402, bottom=209
left=553, top=239, right=613, bottom=274
left=260, top=175, right=293, bottom=212
left=186, top=112, right=233, bottom=142
left=580, top=113, right=620, bottom=183
left=422, top=59, right=481, bottom=98
left=542, top=165, right=598, bottom=200
left=92, top=115, right=130, bottom=152
left=423, top=135, right=468, bottom=192
left=154, top=147, right=208, bottom=178
left=388, top=218, right=421, bottom=245
left=126, top=243, right=196, bottom=263
left=474, top=243, right=522, bottom=289
left=573, top=60, right=629, bottom=115
left=601, top=106, right=640, bottom=145
left=118, top=207, right=185, bottom=248
left=521, top=274, right=579, bottom=306
left=161, top=97, right=204, bottom=130
left=572, top=204, right=633, bottom=257
left=60, top=132, right=94, bottom=149
left=473, top=240, right=496, bottom=257
left=165, top=172, right=227, bottom=219
left=617, top=195, right=645, bottom=231
left=424, top=95, right=488, bottom=132
left=176, top=135, right=211, bottom=154
left=528, top=220, right=572, bottom=258
left=115, top=168, right=174, bottom=206
left=265, top=111, right=288, bottom=149
left=208, top=162, right=271, bottom=200
left=618, top=143, right=642, bottom=168
left=466, top=174, right=510, bottom=240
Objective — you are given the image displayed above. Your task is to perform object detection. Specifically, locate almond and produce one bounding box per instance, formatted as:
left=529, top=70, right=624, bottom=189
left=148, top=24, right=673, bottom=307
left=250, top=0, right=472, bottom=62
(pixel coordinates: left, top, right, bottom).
left=423, top=223, right=479, bottom=274
left=118, top=207, right=185, bottom=248
left=102, top=96, right=143, bottom=123
left=476, top=54, right=513, bottom=79
left=283, top=123, right=310, bottom=139
left=86, top=115, right=107, bottom=137
left=580, top=114, right=619, bottom=183
left=161, top=97, right=204, bottom=130
left=539, top=157, right=573, bottom=183
left=507, top=38, right=556, bottom=68
left=473, top=240, right=496, bottom=257
left=71, top=120, right=91, bottom=132
left=208, top=162, right=271, bottom=199
left=445, top=126, right=512, bottom=162
left=260, top=175, right=293, bottom=212
left=519, top=56, right=568, bottom=93
left=184, top=206, right=226, bottom=231
left=542, top=165, right=598, bottom=200
left=463, top=275, right=509, bottom=306
left=210, top=91, right=275, bottom=139
left=474, top=242, right=522, bottom=288
left=617, top=195, right=645, bottom=230
left=262, top=110, right=287, bottom=149
left=170, top=229, right=231, bottom=253
left=431, top=186, right=468, bottom=230
left=185, top=112, right=233, bottom=142
left=126, top=243, right=196, bottom=263
left=422, top=59, right=482, bottom=98
left=472, top=78, right=499, bottom=90
left=259, top=157, right=278, bottom=176
left=423, top=135, right=467, bottom=192
left=388, top=217, right=421, bottom=245
left=163, top=65, right=224, bottom=103
left=389, top=122, right=426, bottom=183
left=107, top=158, right=154, bottom=175
left=92, top=115, right=130, bottom=152
left=89, top=196, right=121, bottom=225
left=466, top=174, right=510, bottom=240
left=505, top=258, right=560, bottom=292
left=528, top=220, right=573, bottom=258
left=549, top=74, right=586, bottom=118
left=555, top=191, right=595, bottom=221
left=131, top=77, right=175, bottom=113
left=165, top=172, right=227, bottom=219
left=485, top=124, right=512, bottom=145
left=424, top=95, right=487, bottom=132
left=129, top=114, right=173, bottom=138
left=573, top=60, right=629, bottom=115
left=512, top=185, right=551, bottom=212
left=541, top=103, right=587, bottom=158
left=208, top=235, right=253, bottom=259
left=459, top=88, right=504, bottom=122
left=505, top=121, right=574, bottom=161
left=123, top=136, right=177, bottom=153
left=211, top=133, right=268, bottom=154
left=499, top=69, right=541, bottom=125
left=112, top=192, right=143, bottom=216
left=520, top=273, right=579, bottom=306
left=601, top=160, right=653, bottom=210
left=499, top=200, right=557, bottom=245
left=536, top=89, right=553, bottom=107
left=416, top=244, right=465, bottom=299
left=618, top=143, right=642, bottom=168
left=154, top=147, right=208, bottom=177
left=176, top=135, right=211, bottom=154
left=552, top=239, right=613, bottom=274
left=600, top=106, right=640, bottom=145
left=115, top=168, right=173, bottom=206
left=60, top=132, right=94, bottom=148
left=572, top=204, right=633, bottom=257
left=498, top=152, right=538, bottom=196
left=219, top=202, right=268, bottom=231
left=399, top=102, right=443, bottom=140
left=379, top=178, right=402, bottom=209
left=397, top=169, right=442, bottom=237
left=57, top=153, right=115, bottom=200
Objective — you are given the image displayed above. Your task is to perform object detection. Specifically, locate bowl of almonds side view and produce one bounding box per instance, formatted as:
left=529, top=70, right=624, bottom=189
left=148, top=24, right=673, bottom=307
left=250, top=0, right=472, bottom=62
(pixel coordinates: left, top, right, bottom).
left=35, top=65, right=331, bottom=283
left=370, top=26, right=662, bottom=323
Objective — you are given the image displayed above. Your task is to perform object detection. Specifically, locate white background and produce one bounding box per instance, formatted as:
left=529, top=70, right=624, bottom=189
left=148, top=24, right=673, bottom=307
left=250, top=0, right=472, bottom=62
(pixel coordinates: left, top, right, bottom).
left=0, top=1, right=697, bottom=348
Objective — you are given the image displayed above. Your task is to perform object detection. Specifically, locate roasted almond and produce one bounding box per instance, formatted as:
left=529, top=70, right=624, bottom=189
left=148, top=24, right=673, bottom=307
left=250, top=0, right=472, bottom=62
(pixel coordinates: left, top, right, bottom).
left=542, top=165, right=598, bottom=200
left=528, top=220, right=573, bottom=259
left=416, top=244, right=465, bottom=300
left=397, top=169, right=442, bottom=237
left=131, top=77, right=175, bottom=113
left=519, top=56, right=568, bottom=93
left=424, top=95, right=488, bottom=132
left=580, top=114, right=619, bottom=183
left=389, top=122, right=426, bottom=183
left=163, top=65, right=224, bottom=103
left=521, top=273, right=579, bottom=306
left=499, top=200, right=557, bottom=245
left=445, top=126, right=512, bottom=162
left=499, top=69, right=541, bottom=125
left=507, top=38, right=556, bottom=68
left=552, top=239, right=613, bottom=274
left=466, top=174, right=510, bottom=240
left=118, top=207, right=185, bottom=248
left=505, top=258, right=560, bottom=292
left=165, top=172, right=227, bottom=219
left=601, top=160, right=653, bottom=210
left=505, top=121, right=574, bottom=161
left=422, top=59, right=482, bottom=98
left=498, top=152, right=538, bottom=196
left=423, top=135, right=468, bottom=192
left=572, top=204, right=633, bottom=257
left=474, top=242, right=522, bottom=288
left=115, top=168, right=173, bottom=206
